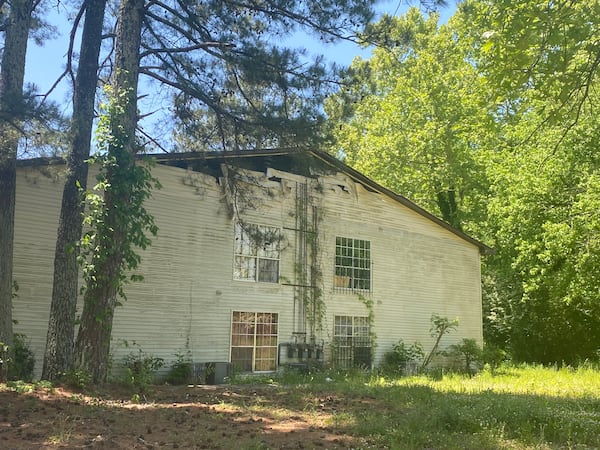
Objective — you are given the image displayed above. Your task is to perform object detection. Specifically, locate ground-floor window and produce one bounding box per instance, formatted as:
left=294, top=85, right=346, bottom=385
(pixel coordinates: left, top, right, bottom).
left=231, top=311, right=278, bottom=372
left=332, top=315, right=372, bottom=368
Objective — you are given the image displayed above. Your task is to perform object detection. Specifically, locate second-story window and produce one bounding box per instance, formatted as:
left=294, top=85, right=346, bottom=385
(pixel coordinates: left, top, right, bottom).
left=334, top=237, right=371, bottom=291
left=234, top=222, right=280, bottom=283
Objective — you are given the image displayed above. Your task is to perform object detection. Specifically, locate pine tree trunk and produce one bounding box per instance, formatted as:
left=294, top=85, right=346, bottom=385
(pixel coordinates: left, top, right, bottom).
left=0, top=0, right=34, bottom=379
left=72, top=0, right=144, bottom=384
left=72, top=228, right=123, bottom=383
left=43, top=0, right=107, bottom=381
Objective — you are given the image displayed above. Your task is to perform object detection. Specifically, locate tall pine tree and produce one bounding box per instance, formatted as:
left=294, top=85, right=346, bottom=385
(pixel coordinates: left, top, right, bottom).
left=0, top=0, right=36, bottom=380
left=43, top=0, right=108, bottom=381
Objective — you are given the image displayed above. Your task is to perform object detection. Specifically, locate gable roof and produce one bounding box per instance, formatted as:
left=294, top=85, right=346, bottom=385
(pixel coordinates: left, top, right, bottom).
left=150, top=148, right=493, bottom=255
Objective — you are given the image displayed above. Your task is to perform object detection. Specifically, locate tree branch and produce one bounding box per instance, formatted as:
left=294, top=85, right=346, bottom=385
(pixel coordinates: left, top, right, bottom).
left=137, top=124, right=170, bottom=153
left=140, top=42, right=235, bottom=59
left=40, top=1, right=86, bottom=104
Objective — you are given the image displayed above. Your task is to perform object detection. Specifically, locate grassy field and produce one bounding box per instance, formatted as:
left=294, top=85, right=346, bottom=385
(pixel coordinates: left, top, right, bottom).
left=236, top=364, right=600, bottom=449
left=1, top=364, right=599, bottom=449
left=308, top=364, right=600, bottom=449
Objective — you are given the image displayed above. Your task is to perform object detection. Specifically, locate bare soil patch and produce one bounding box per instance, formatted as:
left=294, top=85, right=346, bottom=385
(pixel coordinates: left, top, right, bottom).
left=0, top=383, right=373, bottom=449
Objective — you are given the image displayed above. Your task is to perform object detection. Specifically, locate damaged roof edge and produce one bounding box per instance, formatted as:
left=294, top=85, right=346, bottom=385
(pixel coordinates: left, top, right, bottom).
left=151, top=148, right=493, bottom=256
left=17, top=147, right=494, bottom=255
left=307, top=150, right=494, bottom=256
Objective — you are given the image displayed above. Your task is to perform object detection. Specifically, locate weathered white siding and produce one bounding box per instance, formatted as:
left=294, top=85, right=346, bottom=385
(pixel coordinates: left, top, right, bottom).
left=13, top=157, right=483, bottom=378
left=13, top=166, right=65, bottom=370
left=318, top=179, right=483, bottom=363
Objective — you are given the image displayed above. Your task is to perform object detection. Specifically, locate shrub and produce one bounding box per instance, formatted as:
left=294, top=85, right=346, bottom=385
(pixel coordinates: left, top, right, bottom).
left=448, top=338, right=482, bottom=375
left=422, top=315, right=459, bottom=370
left=8, top=333, right=35, bottom=382
left=381, top=340, right=424, bottom=375
left=481, top=343, right=508, bottom=370
left=122, top=343, right=164, bottom=393
left=166, top=351, right=193, bottom=385
left=63, top=368, right=92, bottom=389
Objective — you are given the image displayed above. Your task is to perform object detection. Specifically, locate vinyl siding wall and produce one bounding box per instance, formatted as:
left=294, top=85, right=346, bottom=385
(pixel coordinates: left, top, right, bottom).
left=13, top=161, right=482, bottom=378
left=13, top=166, right=64, bottom=369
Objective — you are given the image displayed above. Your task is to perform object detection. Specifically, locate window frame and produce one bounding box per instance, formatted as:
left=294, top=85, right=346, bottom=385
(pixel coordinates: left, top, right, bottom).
left=334, top=236, right=372, bottom=292
left=230, top=311, right=279, bottom=373
left=234, top=222, right=281, bottom=283
left=332, top=315, right=372, bottom=368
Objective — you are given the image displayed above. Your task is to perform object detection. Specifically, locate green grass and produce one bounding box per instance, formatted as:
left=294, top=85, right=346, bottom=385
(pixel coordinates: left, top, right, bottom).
left=3, top=364, right=598, bottom=449
left=243, top=364, right=600, bottom=449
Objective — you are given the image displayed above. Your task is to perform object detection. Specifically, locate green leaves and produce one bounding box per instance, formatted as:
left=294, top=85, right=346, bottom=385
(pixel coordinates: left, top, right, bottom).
left=155, top=0, right=378, bottom=151
left=483, top=105, right=600, bottom=362
left=462, top=0, right=600, bottom=131
left=78, top=90, right=160, bottom=304
left=327, top=8, right=493, bottom=232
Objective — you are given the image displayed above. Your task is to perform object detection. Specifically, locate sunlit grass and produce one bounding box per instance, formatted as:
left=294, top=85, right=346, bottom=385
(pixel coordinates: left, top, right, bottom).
left=373, top=365, right=600, bottom=448
left=248, top=364, right=600, bottom=449
left=389, top=364, right=600, bottom=398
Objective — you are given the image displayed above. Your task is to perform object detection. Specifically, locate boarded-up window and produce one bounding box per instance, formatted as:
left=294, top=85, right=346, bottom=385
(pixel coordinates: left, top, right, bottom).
left=234, top=223, right=280, bottom=283
left=335, top=237, right=371, bottom=291
left=332, top=315, right=371, bottom=368
left=231, top=311, right=278, bottom=372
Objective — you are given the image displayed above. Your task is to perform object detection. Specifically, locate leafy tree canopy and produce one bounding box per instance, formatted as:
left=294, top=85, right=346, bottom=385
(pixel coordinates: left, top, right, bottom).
left=461, top=0, right=600, bottom=136
left=326, top=8, right=495, bottom=232
left=460, top=0, right=600, bottom=362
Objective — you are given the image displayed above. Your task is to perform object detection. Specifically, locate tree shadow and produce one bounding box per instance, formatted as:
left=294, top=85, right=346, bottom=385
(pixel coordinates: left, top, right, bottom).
left=0, top=380, right=598, bottom=449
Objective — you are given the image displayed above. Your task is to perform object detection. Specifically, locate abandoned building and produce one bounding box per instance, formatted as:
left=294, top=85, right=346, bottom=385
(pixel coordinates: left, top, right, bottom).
left=13, top=149, right=490, bottom=380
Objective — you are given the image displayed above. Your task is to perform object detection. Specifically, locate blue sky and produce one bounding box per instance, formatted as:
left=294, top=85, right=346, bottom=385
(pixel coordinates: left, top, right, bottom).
left=24, top=1, right=456, bottom=148
left=25, top=1, right=456, bottom=98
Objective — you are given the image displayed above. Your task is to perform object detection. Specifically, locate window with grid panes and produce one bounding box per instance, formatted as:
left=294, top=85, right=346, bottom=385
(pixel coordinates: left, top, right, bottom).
left=334, top=237, right=371, bottom=291
left=332, top=315, right=371, bottom=368
left=234, top=223, right=280, bottom=283
left=230, top=311, right=278, bottom=372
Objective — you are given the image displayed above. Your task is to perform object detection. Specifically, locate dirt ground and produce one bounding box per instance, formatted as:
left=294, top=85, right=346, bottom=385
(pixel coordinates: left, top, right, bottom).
left=0, top=383, right=376, bottom=449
